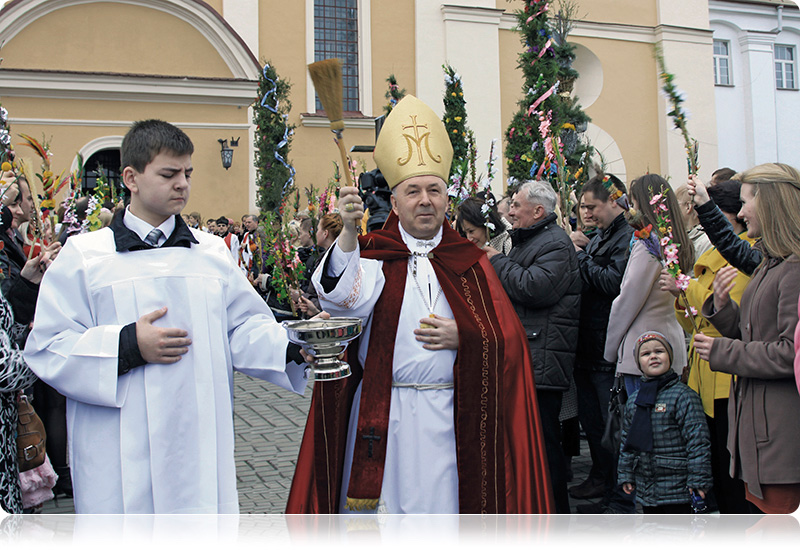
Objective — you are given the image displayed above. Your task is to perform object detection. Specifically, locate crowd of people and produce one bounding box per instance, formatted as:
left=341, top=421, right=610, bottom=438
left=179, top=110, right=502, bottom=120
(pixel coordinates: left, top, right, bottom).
left=453, top=163, right=800, bottom=514
left=1, top=95, right=800, bottom=515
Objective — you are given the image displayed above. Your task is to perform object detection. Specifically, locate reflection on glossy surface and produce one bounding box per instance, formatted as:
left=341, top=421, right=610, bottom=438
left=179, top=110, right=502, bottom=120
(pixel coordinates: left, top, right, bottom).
left=1, top=512, right=798, bottom=549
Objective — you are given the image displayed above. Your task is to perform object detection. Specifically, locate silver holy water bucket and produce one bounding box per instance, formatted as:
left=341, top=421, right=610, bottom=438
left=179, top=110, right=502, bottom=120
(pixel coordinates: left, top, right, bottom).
left=281, top=317, right=362, bottom=380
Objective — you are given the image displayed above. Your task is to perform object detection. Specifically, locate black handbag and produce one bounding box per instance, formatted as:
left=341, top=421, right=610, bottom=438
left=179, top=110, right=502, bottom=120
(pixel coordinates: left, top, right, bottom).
left=601, top=375, right=627, bottom=455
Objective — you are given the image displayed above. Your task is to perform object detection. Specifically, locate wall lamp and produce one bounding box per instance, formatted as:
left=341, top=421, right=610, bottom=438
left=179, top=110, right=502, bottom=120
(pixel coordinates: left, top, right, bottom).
left=218, top=137, right=239, bottom=170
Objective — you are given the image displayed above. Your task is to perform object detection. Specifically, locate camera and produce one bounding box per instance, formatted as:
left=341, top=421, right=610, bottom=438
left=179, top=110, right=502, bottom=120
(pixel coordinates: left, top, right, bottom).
left=358, top=169, right=392, bottom=233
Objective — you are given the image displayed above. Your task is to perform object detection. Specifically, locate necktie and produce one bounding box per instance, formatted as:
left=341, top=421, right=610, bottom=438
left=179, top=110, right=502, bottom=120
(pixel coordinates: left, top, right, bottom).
left=144, top=228, right=164, bottom=247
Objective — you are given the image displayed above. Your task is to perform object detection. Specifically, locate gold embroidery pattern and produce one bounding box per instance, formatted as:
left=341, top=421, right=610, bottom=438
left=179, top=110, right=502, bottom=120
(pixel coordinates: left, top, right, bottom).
left=469, top=266, right=502, bottom=511
left=461, top=271, right=490, bottom=512
left=397, top=115, right=443, bottom=167
left=333, top=264, right=363, bottom=310
left=320, top=383, right=333, bottom=510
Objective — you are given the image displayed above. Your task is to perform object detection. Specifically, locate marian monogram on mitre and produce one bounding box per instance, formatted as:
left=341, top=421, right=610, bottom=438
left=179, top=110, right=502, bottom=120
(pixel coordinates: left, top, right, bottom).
left=398, top=115, right=442, bottom=167
left=373, top=95, right=453, bottom=189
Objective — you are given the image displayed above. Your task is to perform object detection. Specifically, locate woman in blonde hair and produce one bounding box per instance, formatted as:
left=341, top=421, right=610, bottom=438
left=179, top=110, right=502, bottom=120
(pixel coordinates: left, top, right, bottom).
left=694, top=162, right=800, bottom=513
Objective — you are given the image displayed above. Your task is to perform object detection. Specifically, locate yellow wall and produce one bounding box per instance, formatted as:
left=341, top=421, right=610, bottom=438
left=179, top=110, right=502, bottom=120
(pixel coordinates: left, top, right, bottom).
left=371, top=0, right=416, bottom=110
left=4, top=94, right=253, bottom=219
left=255, top=0, right=417, bottom=194
left=498, top=0, right=663, bottom=189
left=580, top=0, right=657, bottom=27
left=574, top=36, right=660, bottom=183
left=0, top=1, right=257, bottom=219
left=205, top=0, right=224, bottom=17
left=0, top=0, right=671, bottom=215
left=4, top=96, right=245, bottom=124
left=0, top=2, right=233, bottom=78
left=502, top=0, right=657, bottom=27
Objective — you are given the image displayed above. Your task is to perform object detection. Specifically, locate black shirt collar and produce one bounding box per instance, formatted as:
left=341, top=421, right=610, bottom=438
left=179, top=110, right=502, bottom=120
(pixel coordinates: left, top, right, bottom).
left=111, top=210, right=198, bottom=252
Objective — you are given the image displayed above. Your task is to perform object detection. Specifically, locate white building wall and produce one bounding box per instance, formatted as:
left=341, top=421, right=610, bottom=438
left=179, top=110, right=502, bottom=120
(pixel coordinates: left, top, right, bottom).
left=710, top=1, right=800, bottom=172
left=775, top=25, right=800, bottom=164
left=712, top=21, right=750, bottom=170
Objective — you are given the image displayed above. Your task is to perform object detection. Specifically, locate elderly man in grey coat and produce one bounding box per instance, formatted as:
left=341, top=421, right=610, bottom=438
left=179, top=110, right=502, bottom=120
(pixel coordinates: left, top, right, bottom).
left=483, top=180, right=582, bottom=513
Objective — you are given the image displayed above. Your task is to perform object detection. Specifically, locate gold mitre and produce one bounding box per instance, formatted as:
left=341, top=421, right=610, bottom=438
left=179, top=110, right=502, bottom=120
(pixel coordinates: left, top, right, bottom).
left=373, top=95, right=453, bottom=189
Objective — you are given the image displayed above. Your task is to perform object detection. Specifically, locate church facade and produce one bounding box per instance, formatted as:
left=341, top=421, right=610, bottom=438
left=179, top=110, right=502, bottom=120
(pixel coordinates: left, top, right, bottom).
left=0, top=0, right=780, bottom=216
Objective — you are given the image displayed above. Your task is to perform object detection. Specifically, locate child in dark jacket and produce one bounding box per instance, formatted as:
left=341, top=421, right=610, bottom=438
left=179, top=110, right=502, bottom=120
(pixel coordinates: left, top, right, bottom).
left=618, top=331, right=712, bottom=513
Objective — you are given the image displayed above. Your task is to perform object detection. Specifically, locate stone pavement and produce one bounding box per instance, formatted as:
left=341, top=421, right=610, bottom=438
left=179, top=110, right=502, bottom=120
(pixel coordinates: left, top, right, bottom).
left=40, top=372, right=600, bottom=514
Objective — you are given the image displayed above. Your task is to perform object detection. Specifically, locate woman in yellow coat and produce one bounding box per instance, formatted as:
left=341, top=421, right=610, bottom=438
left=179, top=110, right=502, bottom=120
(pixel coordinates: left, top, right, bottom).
left=659, top=180, right=754, bottom=513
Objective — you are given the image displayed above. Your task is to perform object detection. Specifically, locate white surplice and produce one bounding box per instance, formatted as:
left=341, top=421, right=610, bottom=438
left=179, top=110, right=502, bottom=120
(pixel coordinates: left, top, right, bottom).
left=24, top=226, right=307, bottom=513
left=311, top=224, right=459, bottom=514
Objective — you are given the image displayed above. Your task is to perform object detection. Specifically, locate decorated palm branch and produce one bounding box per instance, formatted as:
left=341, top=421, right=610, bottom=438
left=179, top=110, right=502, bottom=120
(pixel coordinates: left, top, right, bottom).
left=529, top=102, right=592, bottom=231
left=259, top=206, right=305, bottom=317
left=384, top=74, right=406, bottom=115
left=600, top=174, right=634, bottom=216
left=17, top=134, right=71, bottom=254
left=655, top=46, right=699, bottom=176
left=634, top=193, right=699, bottom=339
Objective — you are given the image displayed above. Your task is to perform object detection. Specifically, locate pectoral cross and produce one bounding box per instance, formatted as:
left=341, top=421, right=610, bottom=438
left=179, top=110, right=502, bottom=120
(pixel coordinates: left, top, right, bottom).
left=362, top=427, right=381, bottom=458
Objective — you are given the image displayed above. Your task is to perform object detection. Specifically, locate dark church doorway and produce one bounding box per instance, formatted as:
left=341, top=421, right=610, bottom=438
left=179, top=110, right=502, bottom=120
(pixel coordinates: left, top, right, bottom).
left=82, top=148, right=125, bottom=204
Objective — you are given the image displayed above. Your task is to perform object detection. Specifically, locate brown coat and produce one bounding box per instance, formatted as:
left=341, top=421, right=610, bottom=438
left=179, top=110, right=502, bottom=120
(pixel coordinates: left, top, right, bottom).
left=703, top=254, right=800, bottom=499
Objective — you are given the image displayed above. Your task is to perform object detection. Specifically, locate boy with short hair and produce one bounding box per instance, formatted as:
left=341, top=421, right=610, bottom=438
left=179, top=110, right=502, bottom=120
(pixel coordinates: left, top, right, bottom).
left=24, top=119, right=308, bottom=513
left=618, top=331, right=712, bottom=513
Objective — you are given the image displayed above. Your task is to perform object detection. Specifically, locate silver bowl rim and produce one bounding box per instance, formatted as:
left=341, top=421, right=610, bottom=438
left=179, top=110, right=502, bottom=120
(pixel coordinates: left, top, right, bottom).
left=281, top=317, right=362, bottom=331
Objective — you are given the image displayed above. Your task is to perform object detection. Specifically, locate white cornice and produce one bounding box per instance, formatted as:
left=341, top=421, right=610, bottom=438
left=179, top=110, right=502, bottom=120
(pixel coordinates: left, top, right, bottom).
left=0, top=70, right=258, bottom=105
left=655, top=24, right=715, bottom=45
left=299, top=115, right=377, bottom=130
left=738, top=29, right=780, bottom=48
left=0, top=0, right=260, bottom=79
left=571, top=20, right=657, bottom=43
left=500, top=13, right=713, bottom=45
left=441, top=4, right=504, bottom=25
left=9, top=118, right=252, bottom=129
left=710, top=0, right=800, bottom=19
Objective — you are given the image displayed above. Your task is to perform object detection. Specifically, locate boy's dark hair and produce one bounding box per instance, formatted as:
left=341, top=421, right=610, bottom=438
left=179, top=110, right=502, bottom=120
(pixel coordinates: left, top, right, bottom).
left=121, top=119, right=194, bottom=173
left=581, top=173, right=626, bottom=203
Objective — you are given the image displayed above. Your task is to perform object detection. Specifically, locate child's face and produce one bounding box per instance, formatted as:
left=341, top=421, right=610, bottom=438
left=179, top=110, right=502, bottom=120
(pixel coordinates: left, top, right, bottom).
left=638, top=340, right=671, bottom=378
left=124, top=152, right=192, bottom=227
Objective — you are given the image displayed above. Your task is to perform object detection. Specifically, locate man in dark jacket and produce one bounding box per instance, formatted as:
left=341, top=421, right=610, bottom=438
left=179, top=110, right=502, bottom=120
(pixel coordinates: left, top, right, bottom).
left=486, top=180, right=581, bottom=513
left=568, top=174, right=634, bottom=512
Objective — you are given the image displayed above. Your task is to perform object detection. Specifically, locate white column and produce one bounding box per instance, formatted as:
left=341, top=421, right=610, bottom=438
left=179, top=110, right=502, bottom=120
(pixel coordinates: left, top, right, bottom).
left=442, top=5, right=504, bottom=194
left=415, top=2, right=505, bottom=194
left=738, top=31, right=778, bottom=167
left=248, top=104, right=257, bottom=214
left=654, top=0, right=718, bottom=183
